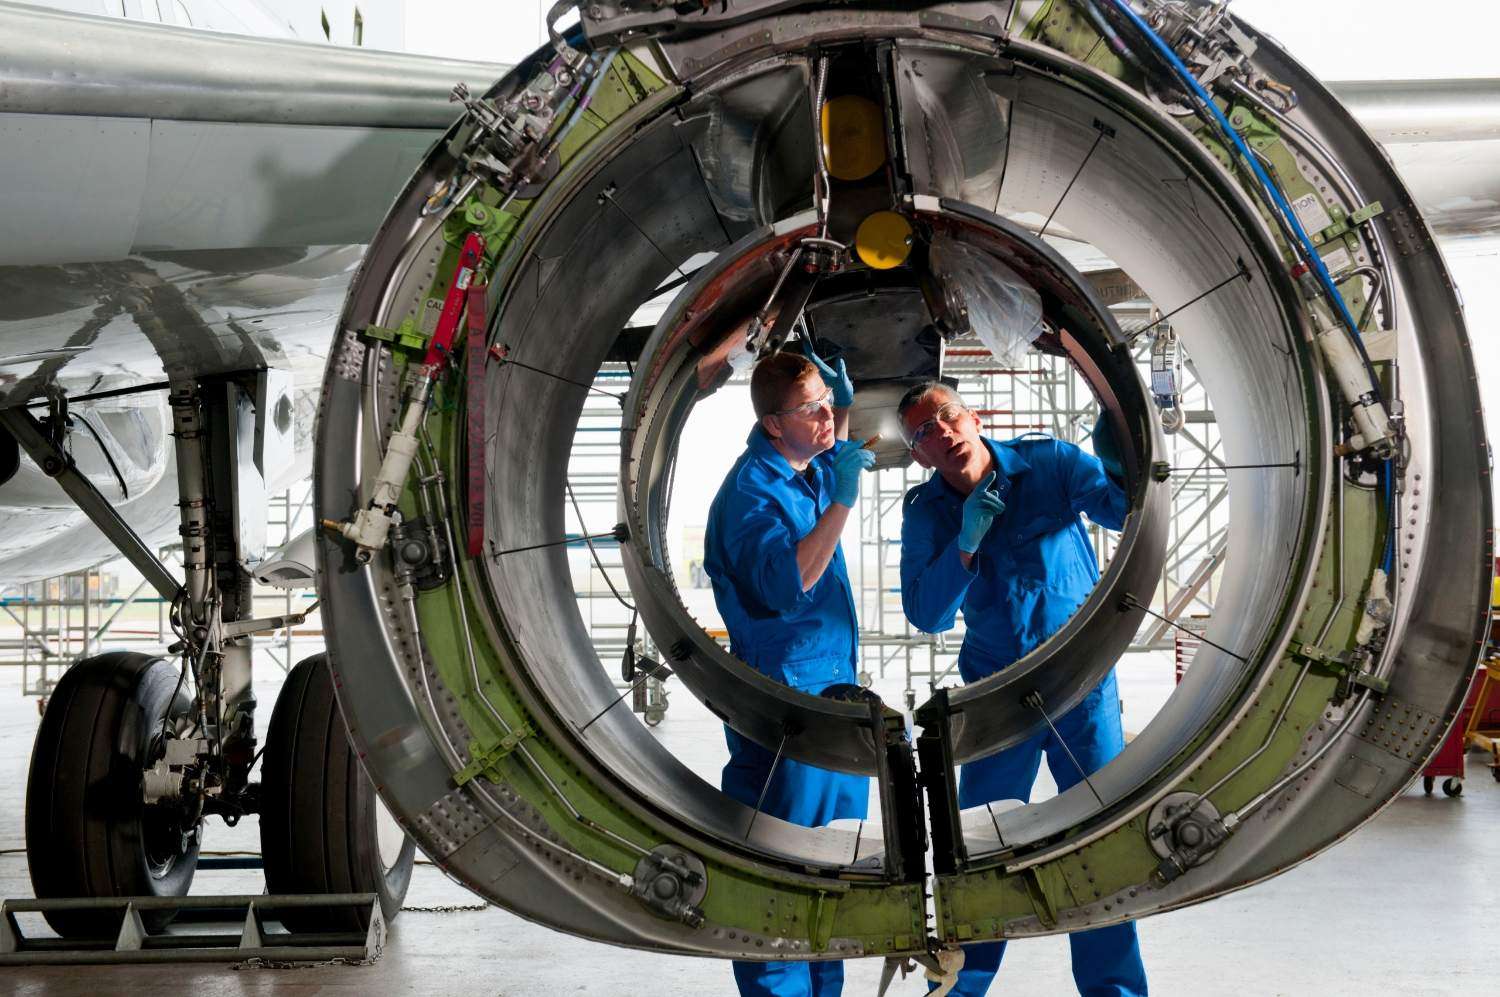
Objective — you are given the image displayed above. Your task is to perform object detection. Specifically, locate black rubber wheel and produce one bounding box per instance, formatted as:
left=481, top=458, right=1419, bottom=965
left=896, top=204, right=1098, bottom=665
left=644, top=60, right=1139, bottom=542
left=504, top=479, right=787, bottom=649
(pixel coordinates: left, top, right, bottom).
left=1423, top=776, right=1435, bottom=796
left=1492, top=766, right=1500, bottom=783
left=1443, top=777, right=1464, bottom=798
left=260, top=654, right=416, bottom=932
left=26, top=651, right=200, bottom=938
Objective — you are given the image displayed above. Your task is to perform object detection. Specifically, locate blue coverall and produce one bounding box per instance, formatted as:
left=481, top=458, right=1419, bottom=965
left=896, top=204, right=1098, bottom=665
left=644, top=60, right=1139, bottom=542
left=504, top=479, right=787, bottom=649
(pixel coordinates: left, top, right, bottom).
left=704, top=426, right=870, bottom=997
left=901, top=435, right=1147, bottom=997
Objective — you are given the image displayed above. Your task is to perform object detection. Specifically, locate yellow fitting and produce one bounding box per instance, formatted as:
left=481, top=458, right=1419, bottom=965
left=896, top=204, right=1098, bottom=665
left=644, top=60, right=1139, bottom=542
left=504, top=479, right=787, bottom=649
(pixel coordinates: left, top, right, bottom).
left=855, top=211, right=913, bottom=270
left=821, top=94, right=886, bottom=181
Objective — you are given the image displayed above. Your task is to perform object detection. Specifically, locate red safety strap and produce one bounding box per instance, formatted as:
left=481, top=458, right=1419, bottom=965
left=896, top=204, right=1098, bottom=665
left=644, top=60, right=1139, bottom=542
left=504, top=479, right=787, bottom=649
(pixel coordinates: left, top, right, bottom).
left=425, top=232, right=486, bottom=370
left=464, top=278, right=489, bottom=557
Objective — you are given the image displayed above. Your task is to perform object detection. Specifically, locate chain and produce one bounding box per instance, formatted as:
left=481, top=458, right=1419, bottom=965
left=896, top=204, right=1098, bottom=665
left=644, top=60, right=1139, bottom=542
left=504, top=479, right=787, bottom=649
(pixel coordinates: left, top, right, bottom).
left=400, top=902, right=492, bottom=913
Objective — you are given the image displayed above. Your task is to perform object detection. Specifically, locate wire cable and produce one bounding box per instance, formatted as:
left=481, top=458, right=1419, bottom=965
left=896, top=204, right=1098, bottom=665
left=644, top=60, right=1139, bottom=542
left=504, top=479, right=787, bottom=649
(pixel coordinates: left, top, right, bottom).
left=70, top=413, right=130, bottom=500
left=1101, top=0, right=1382, bottom=395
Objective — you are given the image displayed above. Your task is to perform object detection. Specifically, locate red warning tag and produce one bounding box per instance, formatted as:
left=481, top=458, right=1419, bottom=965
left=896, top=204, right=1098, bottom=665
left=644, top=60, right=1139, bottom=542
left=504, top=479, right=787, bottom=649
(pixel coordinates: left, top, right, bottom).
left=464, top=278, right=489, bottom=558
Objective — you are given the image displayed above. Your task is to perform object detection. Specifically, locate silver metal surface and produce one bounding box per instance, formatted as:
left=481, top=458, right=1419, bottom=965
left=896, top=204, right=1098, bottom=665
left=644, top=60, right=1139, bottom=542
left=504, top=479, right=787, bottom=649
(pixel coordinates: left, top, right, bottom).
left=1331, top=78, right=1500, bottom=144
left=0, top=2, right=504, bottom=127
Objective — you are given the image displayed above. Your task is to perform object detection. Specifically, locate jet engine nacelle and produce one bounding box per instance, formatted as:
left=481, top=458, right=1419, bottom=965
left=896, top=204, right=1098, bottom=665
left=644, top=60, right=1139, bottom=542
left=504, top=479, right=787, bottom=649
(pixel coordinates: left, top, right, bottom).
left=314, top=0, right=1491, bottom=962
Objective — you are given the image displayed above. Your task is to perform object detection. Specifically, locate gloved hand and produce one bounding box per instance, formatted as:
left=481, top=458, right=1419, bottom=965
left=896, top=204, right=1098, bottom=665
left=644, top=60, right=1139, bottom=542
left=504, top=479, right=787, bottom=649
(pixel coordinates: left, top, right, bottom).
left=1091, top=417, right=1125, bottom=481
left=831, top=442, right=876, bottom=507
left=958, top=470, right=1006, bottom=554
left=802, top=337, right=855, bottom=408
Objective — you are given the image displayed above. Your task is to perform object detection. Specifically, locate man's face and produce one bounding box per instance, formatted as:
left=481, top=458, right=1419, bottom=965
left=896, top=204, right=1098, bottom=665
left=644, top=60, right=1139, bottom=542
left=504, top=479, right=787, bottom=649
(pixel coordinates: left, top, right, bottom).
left=902, top=391, right=984, bottom=475
left=762, top=372, right=835, bottom=460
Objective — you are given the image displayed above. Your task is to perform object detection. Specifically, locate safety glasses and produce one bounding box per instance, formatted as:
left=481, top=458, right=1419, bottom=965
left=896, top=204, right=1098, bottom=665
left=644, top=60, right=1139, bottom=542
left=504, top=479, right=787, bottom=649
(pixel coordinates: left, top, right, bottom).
left=773, top=388, right=834, bottom=419
left=907, top=402, right=967, bottom=448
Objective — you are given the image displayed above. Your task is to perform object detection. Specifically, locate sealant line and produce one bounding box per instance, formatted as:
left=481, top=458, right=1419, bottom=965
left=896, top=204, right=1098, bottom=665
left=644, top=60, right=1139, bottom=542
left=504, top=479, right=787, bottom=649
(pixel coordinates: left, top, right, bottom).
left=1023, top=690, right=1106, bottom=807
left=1122, top=593, right=1248, bottom=663
left=488, top=530, right=622, bottom=559
left=1129, top=261, right=1251, bottom=343
left=746, top=726, right=793, bottom=839
left=600, top=186, right=689, bottom=280
left=1039, top=126, right=1106, bottom=239
left=490, top=353, right=625, bottom=400
left=1169, top=459, right=1300, bottom=474
left=578, top=671, right=651, bottom=734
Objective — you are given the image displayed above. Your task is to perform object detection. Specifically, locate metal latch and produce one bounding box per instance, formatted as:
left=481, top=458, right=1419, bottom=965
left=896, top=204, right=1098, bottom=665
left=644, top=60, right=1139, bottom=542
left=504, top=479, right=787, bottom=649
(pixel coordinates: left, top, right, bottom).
left=454, top=723, right=536, bottom=787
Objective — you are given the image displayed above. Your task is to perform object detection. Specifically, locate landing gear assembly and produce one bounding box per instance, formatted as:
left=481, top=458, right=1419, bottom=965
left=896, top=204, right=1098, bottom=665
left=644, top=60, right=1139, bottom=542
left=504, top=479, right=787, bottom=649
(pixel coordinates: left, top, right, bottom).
left=3, top=375, right=414, bottom=938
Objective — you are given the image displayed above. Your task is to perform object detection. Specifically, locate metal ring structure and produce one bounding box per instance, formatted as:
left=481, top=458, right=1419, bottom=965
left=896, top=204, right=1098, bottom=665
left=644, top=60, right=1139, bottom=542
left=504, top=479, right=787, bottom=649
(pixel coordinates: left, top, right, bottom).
left=315, top=1, right=1492, bottom=961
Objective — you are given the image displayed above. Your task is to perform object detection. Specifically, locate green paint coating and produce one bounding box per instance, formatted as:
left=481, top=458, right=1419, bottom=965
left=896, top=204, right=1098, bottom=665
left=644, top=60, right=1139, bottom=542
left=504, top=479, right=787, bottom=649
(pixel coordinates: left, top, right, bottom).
left=363, top=318, right=429, bottom=353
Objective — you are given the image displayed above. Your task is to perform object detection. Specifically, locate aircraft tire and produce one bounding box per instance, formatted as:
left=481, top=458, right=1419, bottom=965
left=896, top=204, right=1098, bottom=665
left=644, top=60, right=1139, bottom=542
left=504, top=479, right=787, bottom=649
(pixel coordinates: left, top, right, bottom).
left=25, top=651, right=200, bottom=938
left=260, top=653, right=415, bottom=931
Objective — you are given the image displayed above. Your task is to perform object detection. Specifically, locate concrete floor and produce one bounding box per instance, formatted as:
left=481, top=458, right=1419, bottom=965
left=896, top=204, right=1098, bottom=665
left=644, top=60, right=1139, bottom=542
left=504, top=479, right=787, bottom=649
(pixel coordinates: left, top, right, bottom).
left=0, top=658, right=1489, bottom=996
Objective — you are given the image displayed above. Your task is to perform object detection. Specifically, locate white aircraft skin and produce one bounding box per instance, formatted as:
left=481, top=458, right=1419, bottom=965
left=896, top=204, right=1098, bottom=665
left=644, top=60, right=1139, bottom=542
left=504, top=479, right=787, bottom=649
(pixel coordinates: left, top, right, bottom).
left=0, top=0, right=501, bottom=586
left=0, top=0, right=1496, bottom=587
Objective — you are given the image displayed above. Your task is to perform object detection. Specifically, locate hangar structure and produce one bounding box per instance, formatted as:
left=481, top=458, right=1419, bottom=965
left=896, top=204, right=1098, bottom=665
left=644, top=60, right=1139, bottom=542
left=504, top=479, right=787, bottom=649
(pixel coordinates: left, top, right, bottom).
left=1, top=0, right=1491, bottom=981
left=314, top=0, right=1491, bottom=971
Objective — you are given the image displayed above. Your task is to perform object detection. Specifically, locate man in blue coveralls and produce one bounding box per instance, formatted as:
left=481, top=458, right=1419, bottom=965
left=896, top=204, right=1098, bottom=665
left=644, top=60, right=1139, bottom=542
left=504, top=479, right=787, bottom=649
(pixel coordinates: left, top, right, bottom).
left=703, top=346, right=876, bottom=997
left=897, top=382, right=1148, bottom=997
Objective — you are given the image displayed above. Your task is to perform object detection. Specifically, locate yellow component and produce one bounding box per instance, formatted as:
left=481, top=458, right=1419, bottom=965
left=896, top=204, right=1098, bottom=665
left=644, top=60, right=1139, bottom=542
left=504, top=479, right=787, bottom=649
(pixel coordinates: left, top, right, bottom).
left=855, top=211, right=913, bottom=270
left=1492, top=575, right=1499, bottom=608
left=821, top=94, right=886, bottom=181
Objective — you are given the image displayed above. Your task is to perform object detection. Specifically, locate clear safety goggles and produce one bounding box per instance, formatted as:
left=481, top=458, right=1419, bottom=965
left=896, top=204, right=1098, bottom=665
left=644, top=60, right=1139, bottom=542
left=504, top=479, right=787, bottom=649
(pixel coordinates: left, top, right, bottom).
left=772, top=388, right=834, bottom=419
left=907, top=402, right=967, bottom=448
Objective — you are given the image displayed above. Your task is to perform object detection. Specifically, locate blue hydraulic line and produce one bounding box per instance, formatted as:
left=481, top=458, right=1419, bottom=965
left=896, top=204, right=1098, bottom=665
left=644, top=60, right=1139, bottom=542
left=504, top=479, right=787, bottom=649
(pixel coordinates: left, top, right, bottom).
left=1100, top=0, right=1381, bottom=389
left=1103, top=0, right=1400, bottom=589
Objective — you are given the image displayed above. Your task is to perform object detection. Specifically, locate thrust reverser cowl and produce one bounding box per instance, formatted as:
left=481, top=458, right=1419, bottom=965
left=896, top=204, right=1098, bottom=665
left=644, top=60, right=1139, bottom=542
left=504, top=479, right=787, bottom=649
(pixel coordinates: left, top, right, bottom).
left=314, top=0, right=1491, bottom=962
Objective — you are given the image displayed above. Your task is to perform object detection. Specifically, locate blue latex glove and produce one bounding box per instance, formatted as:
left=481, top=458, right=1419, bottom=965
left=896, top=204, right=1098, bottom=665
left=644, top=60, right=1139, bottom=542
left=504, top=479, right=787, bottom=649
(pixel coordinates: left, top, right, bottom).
left=1091, top=417, right=1126, bottom=481
left=958, top=470, right=1006, bottom=553
left=802, top=337, right=855, bottom=408
left=831, top=443, right=876, bottom=507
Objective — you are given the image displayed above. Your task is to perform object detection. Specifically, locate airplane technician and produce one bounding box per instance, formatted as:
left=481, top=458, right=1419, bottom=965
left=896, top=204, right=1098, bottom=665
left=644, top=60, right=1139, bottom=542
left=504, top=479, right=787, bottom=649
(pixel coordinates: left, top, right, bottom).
left=897, top=382, right=1149, bottom=997
left=702, top=342, right=876, bottom=997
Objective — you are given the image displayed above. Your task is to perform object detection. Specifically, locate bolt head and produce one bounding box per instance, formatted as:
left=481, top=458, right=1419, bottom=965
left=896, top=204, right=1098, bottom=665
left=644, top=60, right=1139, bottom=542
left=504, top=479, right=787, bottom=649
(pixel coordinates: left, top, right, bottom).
left=652, top=874, right=679, bottom=899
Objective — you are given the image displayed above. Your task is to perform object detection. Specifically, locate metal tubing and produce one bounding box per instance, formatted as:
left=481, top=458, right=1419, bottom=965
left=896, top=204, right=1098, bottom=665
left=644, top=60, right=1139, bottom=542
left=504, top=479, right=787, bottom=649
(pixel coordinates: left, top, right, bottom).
left=168, top=383, right=212, bottom=616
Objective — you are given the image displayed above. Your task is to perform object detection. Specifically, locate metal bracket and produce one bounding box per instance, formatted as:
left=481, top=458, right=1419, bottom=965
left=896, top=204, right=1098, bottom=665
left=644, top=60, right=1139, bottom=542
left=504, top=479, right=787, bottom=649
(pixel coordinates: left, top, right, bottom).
left=0, top=406, right=181, bottom=602
left=1289, top=640, right=1389, bottom=695
left=630, top=845, right=707, bottom=928
left=219, top=607, right=317, bottom=641
left=1147, top=792, right=1230, bottom=884
left=454, top=723, right=537, bottom=786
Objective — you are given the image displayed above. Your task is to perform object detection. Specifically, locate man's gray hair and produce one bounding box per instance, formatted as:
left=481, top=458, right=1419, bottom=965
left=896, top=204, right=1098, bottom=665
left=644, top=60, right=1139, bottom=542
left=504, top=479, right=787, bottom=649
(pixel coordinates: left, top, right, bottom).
left=896, top=381, right=965, bottom=424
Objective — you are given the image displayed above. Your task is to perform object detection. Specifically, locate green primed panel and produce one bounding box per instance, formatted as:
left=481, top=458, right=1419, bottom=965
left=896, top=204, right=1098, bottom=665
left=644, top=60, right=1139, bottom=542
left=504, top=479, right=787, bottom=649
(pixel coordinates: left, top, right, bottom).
left=1024, top=0, right=1132, bottom=80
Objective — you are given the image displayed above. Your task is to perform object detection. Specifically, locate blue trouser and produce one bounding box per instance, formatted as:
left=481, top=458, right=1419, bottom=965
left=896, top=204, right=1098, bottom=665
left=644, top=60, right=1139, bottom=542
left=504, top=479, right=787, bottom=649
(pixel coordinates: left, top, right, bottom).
left=733, top=959, right=843, bottom=997
left=723, top=703, right=867, bottom=997
left=941, top=670, right=1148, bottom=997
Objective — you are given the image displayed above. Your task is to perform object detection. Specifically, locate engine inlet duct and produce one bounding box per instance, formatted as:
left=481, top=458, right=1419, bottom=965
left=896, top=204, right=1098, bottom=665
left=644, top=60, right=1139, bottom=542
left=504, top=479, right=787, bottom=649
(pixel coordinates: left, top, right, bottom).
left=316, top=0, right=1491, bottom=962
